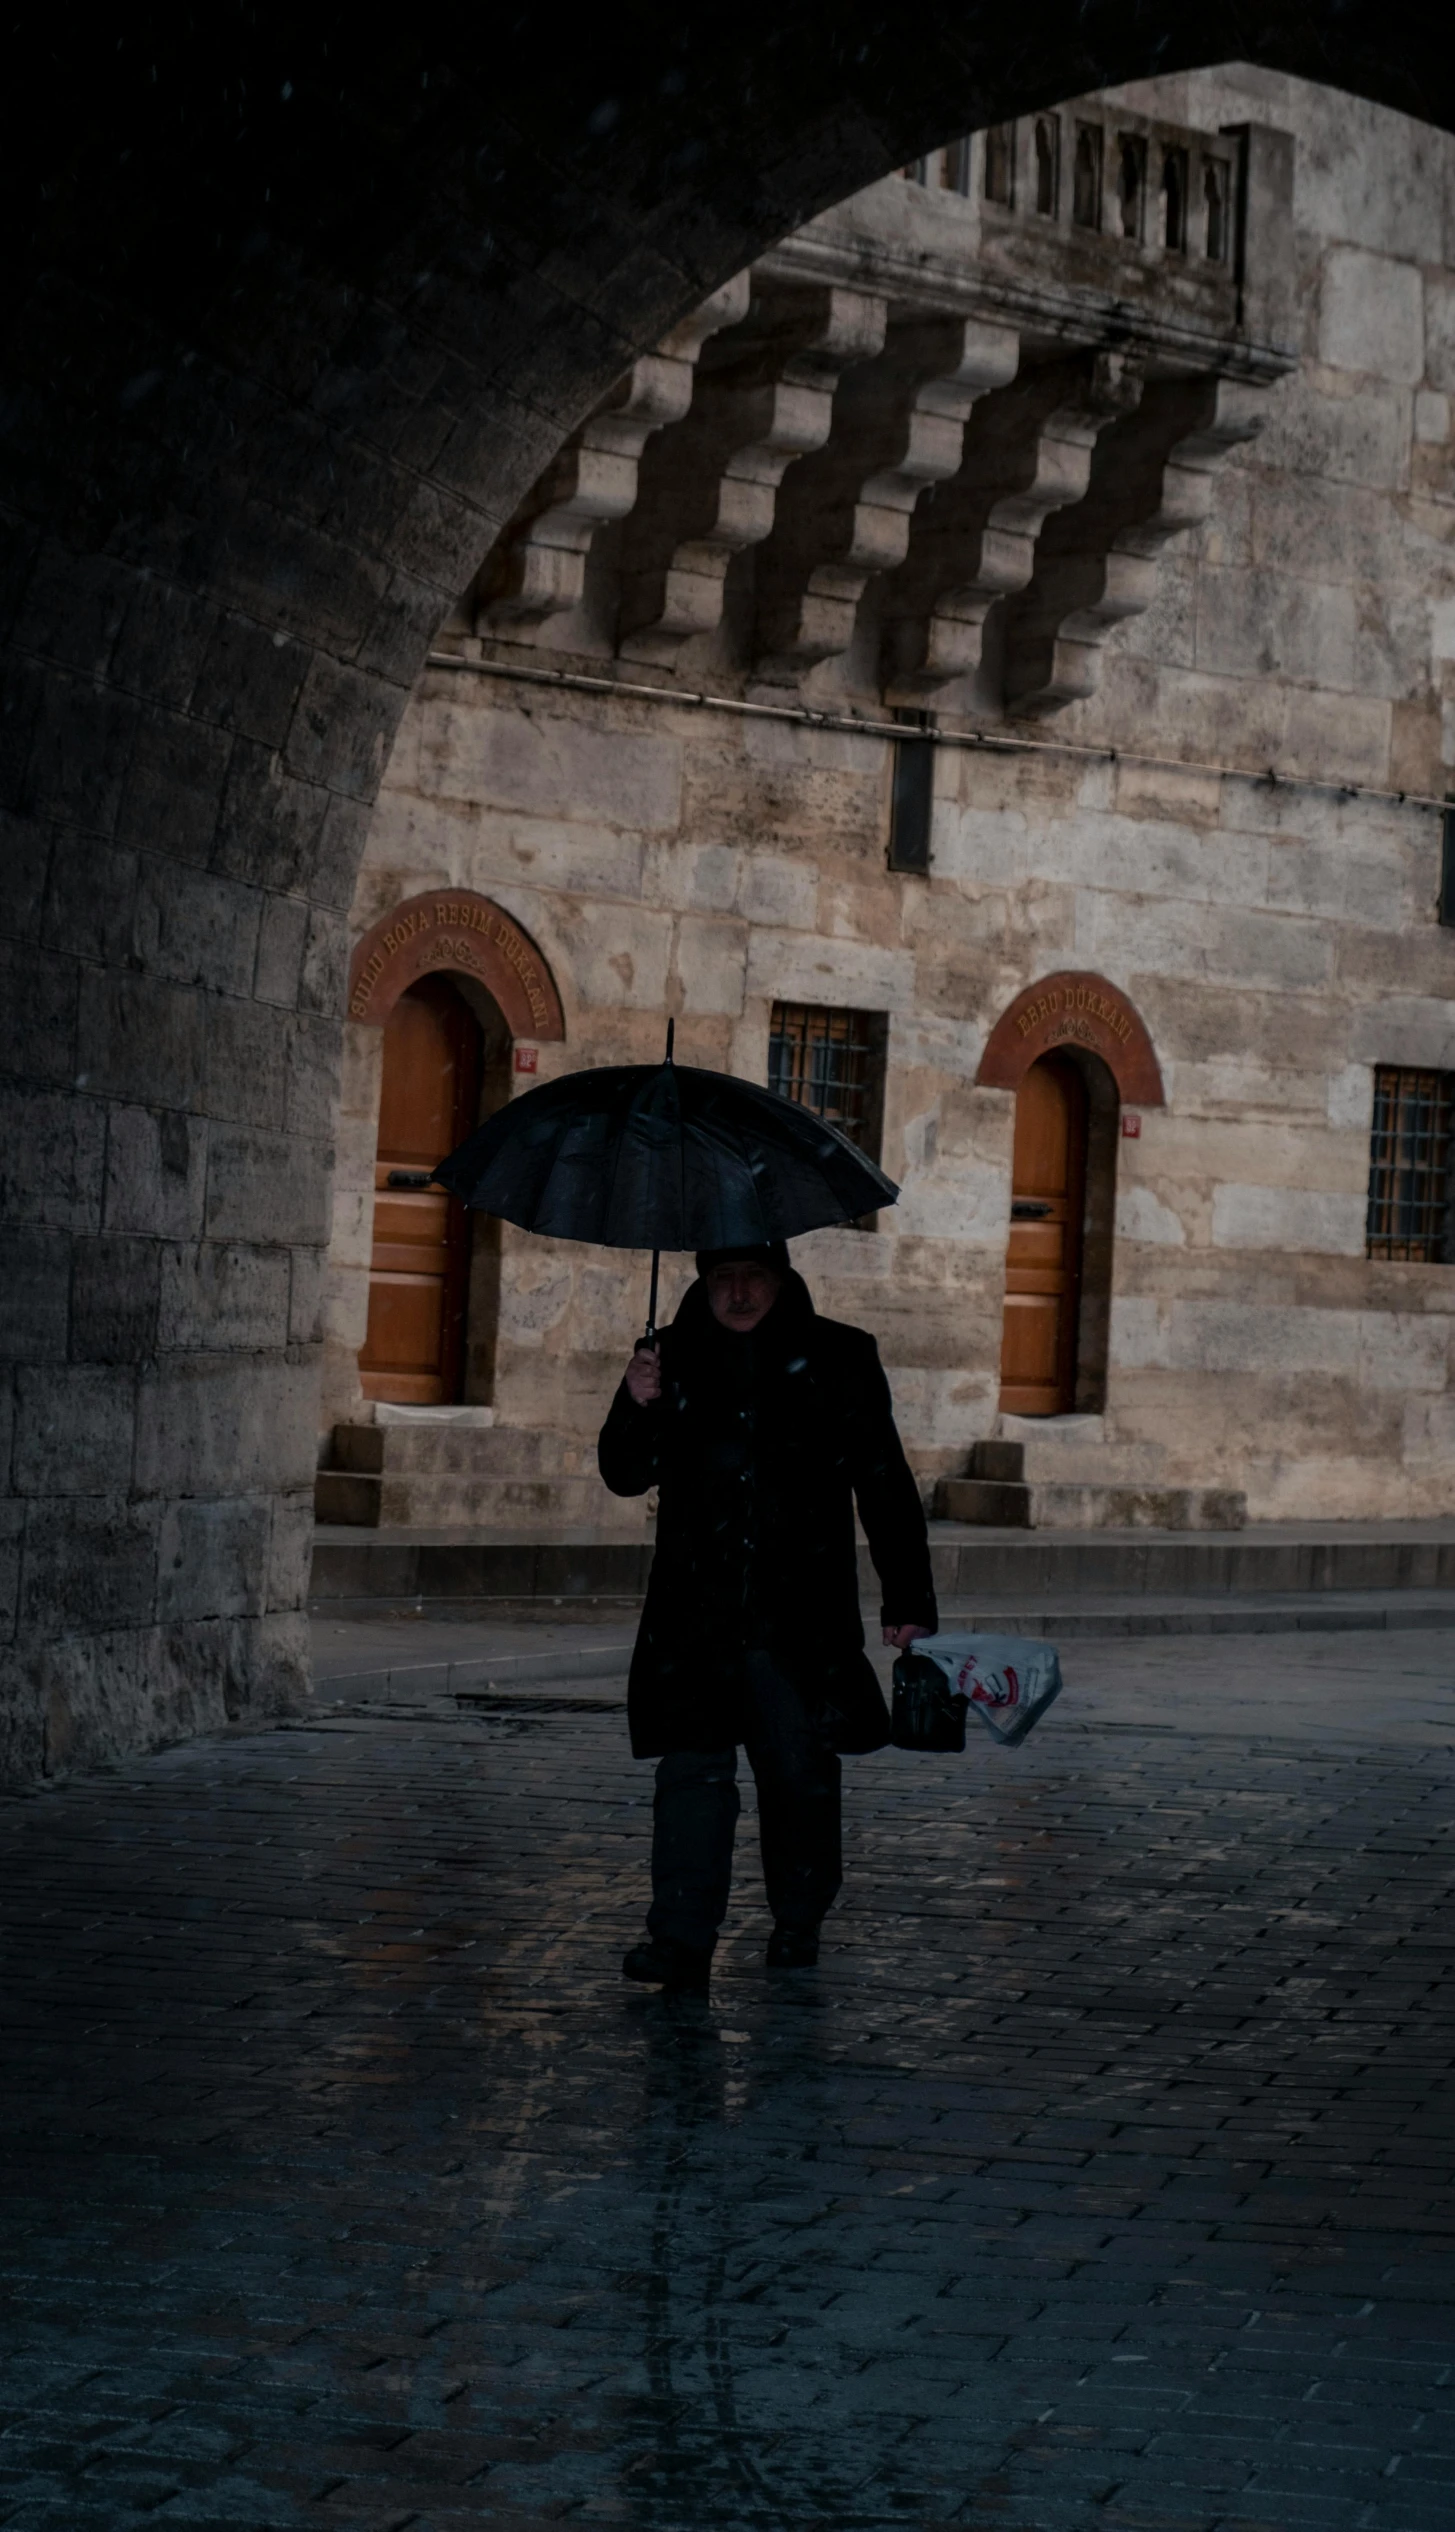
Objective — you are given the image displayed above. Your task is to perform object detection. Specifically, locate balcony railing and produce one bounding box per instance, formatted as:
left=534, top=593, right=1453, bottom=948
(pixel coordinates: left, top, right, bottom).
left=905, top=103, right=1244, bottom=279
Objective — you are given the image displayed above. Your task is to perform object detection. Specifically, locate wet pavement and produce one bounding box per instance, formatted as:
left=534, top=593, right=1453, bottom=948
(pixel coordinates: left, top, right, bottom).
left=3, top=1633, right=1455, bottom=2530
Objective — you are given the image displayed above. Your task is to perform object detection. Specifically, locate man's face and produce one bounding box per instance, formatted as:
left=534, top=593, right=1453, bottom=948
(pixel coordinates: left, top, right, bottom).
left=704, top=1261, right=783, bottom=1334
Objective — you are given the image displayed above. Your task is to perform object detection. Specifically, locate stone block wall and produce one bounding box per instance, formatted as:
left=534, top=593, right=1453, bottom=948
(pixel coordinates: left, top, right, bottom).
left=334, top=674, right=1454, bottom=1520
left=1081, top=67, right=1455, bottom=800
left=13, top=9, right=1051, bottom=1785
left=327, top=68, right=1455, bottom=1526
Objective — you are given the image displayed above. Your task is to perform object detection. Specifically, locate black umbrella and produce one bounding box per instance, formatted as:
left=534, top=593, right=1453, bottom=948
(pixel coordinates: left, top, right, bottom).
left=432, top=1021, right=897, bottom=1337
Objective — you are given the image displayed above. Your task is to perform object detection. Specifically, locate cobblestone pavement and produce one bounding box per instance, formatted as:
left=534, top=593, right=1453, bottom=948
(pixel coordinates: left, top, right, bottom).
left=3, top=1635, right=1455, bottom=2531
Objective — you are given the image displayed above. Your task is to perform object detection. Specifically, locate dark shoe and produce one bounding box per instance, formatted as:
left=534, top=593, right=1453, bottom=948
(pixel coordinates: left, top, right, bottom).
left=766, top=1925, right=820, bottom=1969
left=622, top=1937, right=712, bottom=1994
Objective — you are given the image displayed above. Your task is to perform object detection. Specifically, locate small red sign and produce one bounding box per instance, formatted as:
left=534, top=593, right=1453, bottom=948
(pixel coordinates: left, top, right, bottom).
left=514, top=1044, right=539, bottom=1075
left=1121, top=1112, right=1141, bottom=1138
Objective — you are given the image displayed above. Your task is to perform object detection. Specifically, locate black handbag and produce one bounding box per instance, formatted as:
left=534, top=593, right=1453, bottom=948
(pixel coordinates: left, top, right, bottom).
left=891, top=1651, right=968, bottom=1753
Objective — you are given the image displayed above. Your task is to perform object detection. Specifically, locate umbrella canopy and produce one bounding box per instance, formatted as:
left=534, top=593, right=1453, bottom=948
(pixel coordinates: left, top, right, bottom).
left=432, top=1042, right=896, bottom=1253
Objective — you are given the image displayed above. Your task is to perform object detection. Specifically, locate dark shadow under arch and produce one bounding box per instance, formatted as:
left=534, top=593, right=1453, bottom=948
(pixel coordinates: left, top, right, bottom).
left=2, top=11, right=1449, bottom=1775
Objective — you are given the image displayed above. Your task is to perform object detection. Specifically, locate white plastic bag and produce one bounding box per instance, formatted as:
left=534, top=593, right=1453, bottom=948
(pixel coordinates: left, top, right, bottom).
left=912, top=1633, right=1062, bottom=1747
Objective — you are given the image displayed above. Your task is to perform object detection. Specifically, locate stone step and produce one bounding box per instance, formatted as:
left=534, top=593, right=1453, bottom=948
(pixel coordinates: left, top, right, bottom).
left=330, top=1425, right=384, bottom=1475
left=329, top=1416, right=590, bottom=1473
left=993, top=1415, right=1170, bottom=1488
left=969, top=1439, right=1026, bottom=1483
left=950, top=1593, right=1455, bottom=1638
left=936, top=1478, right=1032, bottom=1526
left=316, top=1418, right=606, bottom=1527
left=315, top=1470, right=382, bottom=1526
left=1033, top=1482, right=1245, bottom=1530
left=941, top=1436, right=1246, bottom=1529
left=312, top=1528, right=657, bottom=1614
left=379, top=1474, right=646, bottom=1529
left=310, top=1592, right=1455, bottom=1701
left=935, top=1478, right=1246, bottom=1531
left=310, top=1517, right=1455, bottom=1613
left=313, top=1468, right=646, bottom=1530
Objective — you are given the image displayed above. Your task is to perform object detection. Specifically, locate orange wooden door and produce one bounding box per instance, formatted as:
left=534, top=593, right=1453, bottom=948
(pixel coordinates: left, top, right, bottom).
left=999, top=1054, right=1087, bottom=1415
left=359, top=977, right=482, bottom=1404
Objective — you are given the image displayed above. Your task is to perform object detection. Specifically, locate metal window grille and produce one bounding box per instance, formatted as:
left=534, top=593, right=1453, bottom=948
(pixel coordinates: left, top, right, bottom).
left=768, top=1003, right=886, bottom=1155
left=1366, top=1065, right=1455, bottom=1261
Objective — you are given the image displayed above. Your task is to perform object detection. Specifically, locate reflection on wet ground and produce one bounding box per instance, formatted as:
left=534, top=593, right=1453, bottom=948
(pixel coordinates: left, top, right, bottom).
left=2, top=1634, right=1454, bottom=2527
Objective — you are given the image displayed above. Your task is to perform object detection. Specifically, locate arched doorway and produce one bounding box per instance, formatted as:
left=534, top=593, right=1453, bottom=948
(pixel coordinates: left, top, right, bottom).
left=979, top=971, right=1164, bottom=1418
left=17, top=33, right=1451, bottom=1780
left=345, top=891, right=566, bottom=1409
left=359, top=976, right=483, bottom=1405
left=1000, top=1054, right=1088, bottom=1416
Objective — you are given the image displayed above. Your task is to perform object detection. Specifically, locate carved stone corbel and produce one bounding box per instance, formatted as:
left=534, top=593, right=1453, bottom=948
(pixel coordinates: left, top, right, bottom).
left=476, top=274, right=750, bottom=629
left=615, top=280, right=888, bottom=665
left=1003, top=373, right=1271, bottom=715
left=750, top=315, right=1021, bottom=682
left=880, top=351, right=1143, bottom=702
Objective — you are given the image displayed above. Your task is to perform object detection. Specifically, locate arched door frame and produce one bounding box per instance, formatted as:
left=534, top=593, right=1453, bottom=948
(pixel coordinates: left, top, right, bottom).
left=983, top=975, right=1160, bottom=1418
left=975, top=971, right=1164, bottom=1107
left=360, top=974, right=485, bottom=1408
left=347, top=891, right=566, bottom=1044
left=999, top=1051, right=1091, bottom=1417
left=12, top=20, right=1443, bottom=1777
left=348, top=895, right=563, bottom=1411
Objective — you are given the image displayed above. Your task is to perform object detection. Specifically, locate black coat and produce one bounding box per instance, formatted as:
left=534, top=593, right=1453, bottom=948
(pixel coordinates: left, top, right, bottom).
left=598, top=1270, right=938, bottom=1758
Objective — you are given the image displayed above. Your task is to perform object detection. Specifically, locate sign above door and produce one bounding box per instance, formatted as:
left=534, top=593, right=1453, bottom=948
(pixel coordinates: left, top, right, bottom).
left=976, top=970, right=1164, bottom=1107
left=347, top=889, right=566, bottom=1041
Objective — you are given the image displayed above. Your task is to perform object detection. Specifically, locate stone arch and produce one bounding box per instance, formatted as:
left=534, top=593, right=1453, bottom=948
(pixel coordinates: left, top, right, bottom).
left=5, top=19, right=1454, bottom=1782
left=347, top=892, right=565, bottom=1041
left=976, top=972, right=1165, bottom=1109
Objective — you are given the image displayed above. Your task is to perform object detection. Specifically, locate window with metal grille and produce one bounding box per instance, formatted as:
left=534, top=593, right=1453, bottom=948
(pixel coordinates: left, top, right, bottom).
left=1366, top=1066, right=1455, bottom=1261
left=768, top=1003, right=887, bottom=1160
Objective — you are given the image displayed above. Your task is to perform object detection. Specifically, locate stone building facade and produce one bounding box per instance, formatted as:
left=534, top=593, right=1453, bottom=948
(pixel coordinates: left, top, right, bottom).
left=319, top=66, right=1455, bottom=1536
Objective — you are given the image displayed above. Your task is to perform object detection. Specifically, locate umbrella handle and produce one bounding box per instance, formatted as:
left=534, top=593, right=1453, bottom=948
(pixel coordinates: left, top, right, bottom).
left=643, top=1246, right=661, bottom=1348
left=641, top=1022, right=671, bottom=1345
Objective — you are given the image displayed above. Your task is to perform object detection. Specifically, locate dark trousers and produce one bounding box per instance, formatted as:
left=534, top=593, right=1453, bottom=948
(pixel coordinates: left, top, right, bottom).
left=646, top=1652, right=842, bottom=1953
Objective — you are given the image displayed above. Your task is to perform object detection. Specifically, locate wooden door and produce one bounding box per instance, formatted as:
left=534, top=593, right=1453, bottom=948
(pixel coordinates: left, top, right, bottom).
left=999, top=1054, right=1087, bottom=1415
left=359, top=977, right=482, bottom=1404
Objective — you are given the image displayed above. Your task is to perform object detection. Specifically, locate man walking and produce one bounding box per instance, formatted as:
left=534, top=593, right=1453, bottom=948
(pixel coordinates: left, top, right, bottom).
left=598, top=1240, right=937, bottom=1992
